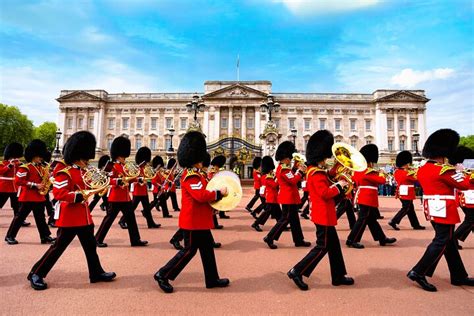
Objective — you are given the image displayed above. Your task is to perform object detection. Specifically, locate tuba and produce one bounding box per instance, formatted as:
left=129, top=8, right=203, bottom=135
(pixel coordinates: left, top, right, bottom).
left=81, top=166, right=110, bottom=200
left=38, top=163, right=52, bottom=195
left=331, top=142, right=367, bottom=195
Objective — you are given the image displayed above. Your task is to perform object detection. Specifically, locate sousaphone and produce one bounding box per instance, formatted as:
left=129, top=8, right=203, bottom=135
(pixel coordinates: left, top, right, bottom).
left=331, top=142, right=367, bottom=194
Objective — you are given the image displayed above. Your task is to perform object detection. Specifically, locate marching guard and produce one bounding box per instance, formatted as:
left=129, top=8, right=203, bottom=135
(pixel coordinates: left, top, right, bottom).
left=346, top=144, right=396, bottom=249
left=88, top=155, right=112, bottom=212
left=263, top=141, right=311, bottom=249
left=388, top=151, right=425, bottom=230
left=245, top=157, right=264, bottom=216
left=95, top=136, right=148, bottom=247
left=209, top=155, right=229, bottom=220
left=5, top=139, right=54, bottom=245
left=165, top=158, right=181, bottom=212
left=407, top=129, right=474, bottom=291
left=28, top=131, right=115, bottom=290
left=154, top=131, right=229, bottom=293
left=288, top=130, right=353, bottom=291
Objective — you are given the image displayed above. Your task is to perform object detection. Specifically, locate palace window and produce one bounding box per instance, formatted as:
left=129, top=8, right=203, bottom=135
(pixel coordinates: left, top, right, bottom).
left=135, top=136, right=142, bottom=150
left=335, top=119, right=341, bottom=131
left=366, top=138, right=372, bottom=145
left=165, top=117, right=173, bottom=129
left=221, top=117, right=228, bottom=128
left=150, top=138, right=157, bottom=151
left=388, top=139, right=393, bottom=151
left=136, top=117, right=143, bottom=129
left=412, top=141, right=417, bottom=152
left=151, top=118, right=157, bottom=130
left=67, top=118, right=73, bottom=130
left=351, top=138, right=357, bottom=148
left=400, top=139, right=405, bottom=151
left=107, top=136, right=114, bottom=150
left=365, top=120, right=371, bottom=131
left=247, top=117, right=254, bottom=129
left=180, top=118, right=187, bottom=130
left=78, top=118, right=83, bottom=129
left=350, top=119, right=357, bottom=131
left=108, top=118, right=115, bottom=130
left=387, top=118, right=393, bottom=130
left=289, top=118, right=296, bottom=129
left=165, top=139, right=172, bottom=151
left=319, top=119, right=326, bottom=130
left=88, top=118, right=94, bottom=130
left=234, top=117, right=241, bottom=129
left=410, top=119, right=416, bottom=130
left=275, top=119, right=280, bottom=128
left=399, top=118, right=405, bottom=130
left=122, top=118, right=129, bottom=130
left=304, top=119, right=311, bottom=131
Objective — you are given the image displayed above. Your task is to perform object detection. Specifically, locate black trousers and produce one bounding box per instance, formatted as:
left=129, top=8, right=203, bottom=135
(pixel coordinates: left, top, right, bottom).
left=336, top=199, right=356, bottom=229
left=266, top=204, right=304, bottom=244
left=347, top=204, right=386, bottom=243
left=168, top=191, right=180, bottom=211
left=6, top=202, right=51, bottom=240
left=119, top=196, right=157, bottom=227
left=95, top=201, right=142, bottom=245
left=0, top=192, right=19, bottom=215
left=246, top=189, right=264, bottom=210
left=253, top=198, right=266, bottom=215
left=213, top=213, right=220, bottom=227
left=31, top=225, right=105, bottom=278
left=158, top=230, right=220, bottom=286
left=299, top=191, right=309, bottom=209
left=88, top=194, right=108, bottom=213
left=412, top=222, right=468, bottom=280
left=455, top=207, right=473, bottom=242
left=170, top=228, right=184, bottom=242
left=293, top=225, right=347, bottom=280
left=391, top=199, right=422, bottom=227
left=255, top=203, right=281, bottom=226
left=150, top=193, right=170, bottom=217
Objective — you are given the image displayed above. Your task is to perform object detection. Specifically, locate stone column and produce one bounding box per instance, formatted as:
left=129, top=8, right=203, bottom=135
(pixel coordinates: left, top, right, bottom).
left=203, top=108, right=209, bottom=138
left=406, top=111, right=412, bottom=152
left=241, top=107, right=247, bottom=139
left=58, top=109, right=66, bottom=148
left=393, top=111, right=399, bottom=151
left=255, top=108, right=261, bottom=141
left=72, top=109, right=78, bottom=133
left=93, top=109, right=100, bottom=149
left=214, top=106, right=220, bottom=140
left=228, top=106, right=233, bottom=137
left=375, top=106, right=388, bottom=150
left=418, top=111, right=426, bottom=148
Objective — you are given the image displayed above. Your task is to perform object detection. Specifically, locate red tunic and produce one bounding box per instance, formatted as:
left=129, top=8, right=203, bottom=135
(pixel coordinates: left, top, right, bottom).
left=15, top=163, right=46, bottom=202
left=107, top=162, right=135, bottom=202
left=53, top=166, right=93, bottom=227
left=131, top=166, right=148, bottom=197
left=457, top=174, right=474, bottom=208
left=418, top=162, right=470, bottom=224
left=307, top=167, right=343, bottom=226
left=151, top=170, right=164, bottom=194
left=394, top=168, right=416, bottom=200
left=51, top=160, right=67, bottom=177
left=0, top=160, right=21, bottom=193
left=263, top=172, right=278, bottom=204
left=253, top=170, right=261, bottom=190
left=353, top=168, right=385, bottom=208
left=277, top=163, right=303, bottom=205
left=178, top=168, right=219, bottom=230
left=164, top=173, right=177, bottom=192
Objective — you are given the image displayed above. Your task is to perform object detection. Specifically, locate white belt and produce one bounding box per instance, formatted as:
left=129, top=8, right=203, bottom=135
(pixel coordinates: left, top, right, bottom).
left=423, top=195, right=455, bottom=200
left=401, top=185, right=414, bottom=188
left=0, top=177, right=13, bottom=180
left=358, top=186, right=378, bottom=190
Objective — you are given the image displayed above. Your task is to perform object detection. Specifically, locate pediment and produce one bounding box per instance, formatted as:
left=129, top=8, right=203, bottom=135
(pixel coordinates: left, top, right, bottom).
left=203, top=84, right=268, bottom=99
left=376, top=90, right=429, bottom=102
left=57, top=91, right=104, bottom=102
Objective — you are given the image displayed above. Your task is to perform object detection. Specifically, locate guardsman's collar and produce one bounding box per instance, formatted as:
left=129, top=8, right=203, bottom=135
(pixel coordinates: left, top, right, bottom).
left=72, top=164, right=81, bottom=169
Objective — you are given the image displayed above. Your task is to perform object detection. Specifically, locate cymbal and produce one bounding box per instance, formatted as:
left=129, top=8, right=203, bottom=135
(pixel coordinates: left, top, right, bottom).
left=207, top=173, right=242, bottom=211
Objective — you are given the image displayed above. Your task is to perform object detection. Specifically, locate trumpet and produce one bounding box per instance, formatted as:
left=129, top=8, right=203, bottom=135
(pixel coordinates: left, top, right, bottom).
left=331, top=142, right=367, bottom=195
left=81, top=166, right=110, bottom=200
left=292, top=153, right=307, bottom=172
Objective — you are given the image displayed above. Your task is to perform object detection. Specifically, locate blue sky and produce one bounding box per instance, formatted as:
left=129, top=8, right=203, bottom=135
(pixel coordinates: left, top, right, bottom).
left=0, top=0, right=472, bottom=135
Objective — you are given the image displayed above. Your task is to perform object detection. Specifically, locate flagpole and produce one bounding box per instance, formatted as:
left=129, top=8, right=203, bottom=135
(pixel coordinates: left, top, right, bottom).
left=237, top=54, right=240, bottom=82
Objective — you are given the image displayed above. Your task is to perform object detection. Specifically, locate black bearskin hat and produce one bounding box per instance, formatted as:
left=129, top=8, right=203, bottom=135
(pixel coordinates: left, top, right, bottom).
left=24, top=139, right=48, bottom=163
left=422, top=129, right=459, bottom=159
left=152, top=156, right=164, bottom=169
left=3, top=142, right=23, bottom=160
left=396, top=151, right=413, bottom=168
left=167, top=158, right=177, bottom=169
left=275, top=141, right=296, bottom=161
left=110, top=136, right=131, bottom=160
left=448, top=146, right=474, bottom=165
left=211, top=155, right=226, bottom=168
left=261, top=156, right=275, bottom=175
left=98, top=155, right=111, bottom=169
left=203, top=152, right=211, bottom=168
left=135, top=147, right=152, bottom=165
left=306, top=130, right=334, bottom=166
left=63, top=131, right=96, bottom=165
left=360, top=144, right=379, bottom=164
left=252, top=156, right=262, bottom=169
left=177, top=131, right=207, bottom=168
left=43, top=151, right=52, bottom=163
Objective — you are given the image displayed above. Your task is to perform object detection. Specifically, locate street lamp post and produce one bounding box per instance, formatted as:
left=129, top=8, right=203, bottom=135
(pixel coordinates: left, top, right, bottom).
left=186, top=94, right=206, bottom=122
left=167, top=128, right=175, bottom=152
left=53, top=128, right=62, bottom=158
left=260, top=94, right=280, bottom=121
left=412, top=132, right=420, bottom=157
left=290, top=128, right=297, bottom=145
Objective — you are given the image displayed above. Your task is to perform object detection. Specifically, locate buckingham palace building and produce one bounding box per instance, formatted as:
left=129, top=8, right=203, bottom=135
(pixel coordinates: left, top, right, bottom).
left=57, top=80, right=429, bottom=178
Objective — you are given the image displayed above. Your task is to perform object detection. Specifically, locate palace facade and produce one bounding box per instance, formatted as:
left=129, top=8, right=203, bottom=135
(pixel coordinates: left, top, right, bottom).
left=57, top=81, right=429, bottom=177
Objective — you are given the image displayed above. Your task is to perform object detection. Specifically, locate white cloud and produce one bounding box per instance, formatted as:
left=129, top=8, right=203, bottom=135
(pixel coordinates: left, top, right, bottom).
left=273, top=0, right=380, bottom=15
left=391, top=68, right=455, bottom=88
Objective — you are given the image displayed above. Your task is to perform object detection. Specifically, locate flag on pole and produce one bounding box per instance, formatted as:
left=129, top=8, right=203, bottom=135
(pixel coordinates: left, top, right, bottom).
left=237, top=54, right=240, bottom=81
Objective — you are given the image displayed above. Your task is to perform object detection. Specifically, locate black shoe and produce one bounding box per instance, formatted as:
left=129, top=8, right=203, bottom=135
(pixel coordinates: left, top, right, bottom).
left=346, top=241, right=365, bottom=249
left=27, top=273, right=48, bottom=290
left=154, top=272, right=173, bottom=293
left=48, top=220, right=56, bottom=228
left=21, top=221, right=31, bottom=227
left=97, top=241, right=108, bottom=248
left=5, top=237, right=18, bottom=245
left=164, top=215, right=173, bottom=218
left=377, top=215, right=385, bottom=219
left=100, top=204, right=107, bottom=212
left=148, top=223, right=162, bottom=229
left=301, top=214, right=309, bottom=219
left=219, top=214, right=230, bottom=219
left=451, top=277, right=474, bottom=286
left=118, top=221, right=127, bottom=229
left=206, top=278, right=230, bottom=289
left=295, top=241, right=311, bottom=247
left=407, top=270, right=437, bottom=292
left=263, top=236, right=277, bottom=249
left=131, top=240, right=148, bottom=247
left=245, top=206, right=252, bottom=213
left=413, top=226, right=426, bottom=230
left=215, top=224, right=224, bottom=229
left=380, top=237, right=397, bottom=246
left=170, top=240, right=184, bottom=250
left=287, top=268, right=308, bottom=291
left=251, top=223, right=263, bottom=232
left=213, top=242, right=222, bottom=248
left=41, top=236, right=56, bottom=244
left=332, top=276, right=354, bottom=286
left=457, top=243, right=463, bottom=250
left=388, top=221, right=400, bottom=230
left=90, top=272, right=116, bottom=283
left=284, top=227, right=291, bottom=231
left=174, top=208, right=180, bottom=212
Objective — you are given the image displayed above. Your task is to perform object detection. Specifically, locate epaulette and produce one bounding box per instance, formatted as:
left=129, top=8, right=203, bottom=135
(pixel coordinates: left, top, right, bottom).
left=365, top=168, right=378, bottom=174
left=439, top=164, right=456, bottom=175
left=57, top=166, right=72, bottom=178
left=19, top=163, right=30, bottom=169
left=306, top=166, right=325, bottom=177
left=184, top=168, right=200, bottom=180
left=470, top=173, right=474, bottom=181
left=266, top=173, right=275, bottom=179
left=281, top=163, right=291, bottom=170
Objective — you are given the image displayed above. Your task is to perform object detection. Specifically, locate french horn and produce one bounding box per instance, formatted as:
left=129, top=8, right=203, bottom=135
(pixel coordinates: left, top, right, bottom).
left=81, top=167, right=110, bottom=200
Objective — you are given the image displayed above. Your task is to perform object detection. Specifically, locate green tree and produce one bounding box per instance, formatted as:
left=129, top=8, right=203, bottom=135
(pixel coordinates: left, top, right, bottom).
left=459, top=135, right=474, bottom=151
left=0, top=103, right=34, bottom=154
left=34, top=122, right=58, bottom=151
